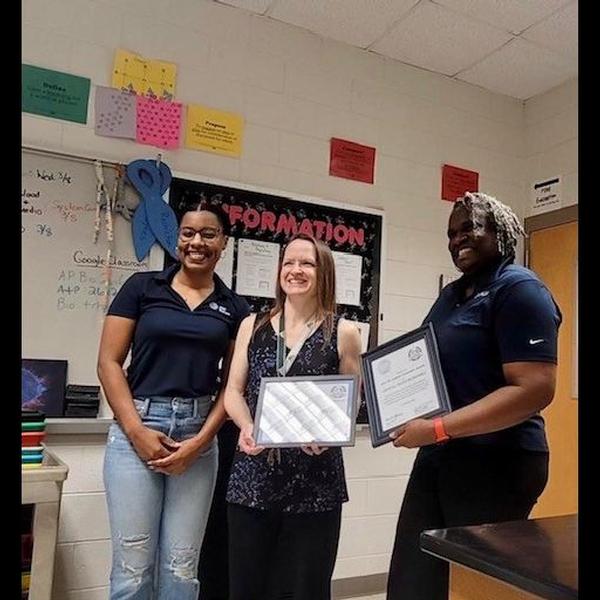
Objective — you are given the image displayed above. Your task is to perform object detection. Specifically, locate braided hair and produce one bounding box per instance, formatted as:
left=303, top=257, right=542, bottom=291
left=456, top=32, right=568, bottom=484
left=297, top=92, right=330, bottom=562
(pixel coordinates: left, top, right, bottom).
left=453, top=192, right=525, bottom=259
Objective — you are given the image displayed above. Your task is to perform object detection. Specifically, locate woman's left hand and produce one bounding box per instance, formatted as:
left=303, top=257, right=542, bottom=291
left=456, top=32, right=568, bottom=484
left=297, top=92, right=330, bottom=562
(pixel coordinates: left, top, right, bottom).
left=147, top=437, right=210, bottom=475
left=301, top=443, right=328, bottom=456
left=390, top=419, right=436, bottom=448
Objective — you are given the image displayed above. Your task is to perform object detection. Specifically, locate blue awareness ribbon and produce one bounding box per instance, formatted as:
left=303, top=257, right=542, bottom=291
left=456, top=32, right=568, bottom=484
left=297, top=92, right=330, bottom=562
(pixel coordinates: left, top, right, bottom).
left=126, top=159, right=179, bottom=261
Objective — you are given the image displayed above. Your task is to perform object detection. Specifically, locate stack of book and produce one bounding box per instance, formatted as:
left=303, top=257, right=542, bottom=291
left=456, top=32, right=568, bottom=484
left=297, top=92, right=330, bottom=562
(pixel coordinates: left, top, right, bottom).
left=22, top=410, right=45, bottom=469
left=64, top=384, right=100, bottom=417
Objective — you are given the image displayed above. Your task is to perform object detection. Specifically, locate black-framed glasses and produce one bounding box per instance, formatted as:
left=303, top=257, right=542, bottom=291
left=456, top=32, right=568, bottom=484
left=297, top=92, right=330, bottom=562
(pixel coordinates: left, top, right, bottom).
left=178, top=227, right=222, bottom=242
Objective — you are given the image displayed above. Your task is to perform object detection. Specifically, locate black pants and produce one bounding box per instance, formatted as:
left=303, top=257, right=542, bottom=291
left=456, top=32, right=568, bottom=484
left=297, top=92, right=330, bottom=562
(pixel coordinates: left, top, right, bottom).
left=228, top=503, right=342, bottom=600
left=387, top=444, right=549, bottom=600
left=198, top=420, right=239, bottom=600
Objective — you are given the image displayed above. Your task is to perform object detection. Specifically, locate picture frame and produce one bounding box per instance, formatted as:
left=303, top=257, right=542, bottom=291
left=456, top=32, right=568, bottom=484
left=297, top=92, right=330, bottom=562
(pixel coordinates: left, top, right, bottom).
left=22, top=358, right=68, bottom=417
left=361, top=323, right=450, bottom=447
left=253, top=374, right=359, bottom=447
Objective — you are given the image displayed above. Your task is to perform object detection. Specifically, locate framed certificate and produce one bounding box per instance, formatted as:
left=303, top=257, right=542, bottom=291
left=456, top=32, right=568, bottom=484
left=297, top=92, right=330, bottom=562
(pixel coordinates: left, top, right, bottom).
left=253, top=374, right=359, bottom=447
left=361, top=323, right=451, bottom=447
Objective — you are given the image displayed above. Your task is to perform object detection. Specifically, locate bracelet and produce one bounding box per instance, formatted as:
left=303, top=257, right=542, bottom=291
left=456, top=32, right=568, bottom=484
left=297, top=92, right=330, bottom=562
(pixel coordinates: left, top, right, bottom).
left=433, top=416, right=450, bottom=444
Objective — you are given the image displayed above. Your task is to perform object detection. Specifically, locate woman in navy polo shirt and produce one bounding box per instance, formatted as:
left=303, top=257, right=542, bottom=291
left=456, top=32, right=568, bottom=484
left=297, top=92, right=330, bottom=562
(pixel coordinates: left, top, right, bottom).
left=98, top=203, right=249, bottom=600
left=386, top=192, right=562, bottom=600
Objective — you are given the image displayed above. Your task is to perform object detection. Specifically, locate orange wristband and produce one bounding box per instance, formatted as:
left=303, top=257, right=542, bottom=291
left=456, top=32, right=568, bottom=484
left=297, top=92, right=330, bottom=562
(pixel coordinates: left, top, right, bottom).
left=433, top=417, right=450, bottom=443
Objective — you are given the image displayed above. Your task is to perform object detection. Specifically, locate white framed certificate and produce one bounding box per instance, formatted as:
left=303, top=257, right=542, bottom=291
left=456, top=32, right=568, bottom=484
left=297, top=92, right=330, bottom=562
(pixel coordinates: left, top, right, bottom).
left=361, top=323, right=451, bottom=447
left=253, top=375, right=359, bottom=447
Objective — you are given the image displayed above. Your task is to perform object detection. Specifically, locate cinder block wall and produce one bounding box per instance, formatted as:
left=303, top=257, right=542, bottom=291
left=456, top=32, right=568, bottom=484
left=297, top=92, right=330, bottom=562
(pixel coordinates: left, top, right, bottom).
left=22, top=1, right=575, bottom=597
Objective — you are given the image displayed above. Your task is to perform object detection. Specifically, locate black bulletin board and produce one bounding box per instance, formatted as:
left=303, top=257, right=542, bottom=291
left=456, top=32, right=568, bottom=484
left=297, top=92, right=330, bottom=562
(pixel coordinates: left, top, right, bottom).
left=167, top=176, right=383, bottom=423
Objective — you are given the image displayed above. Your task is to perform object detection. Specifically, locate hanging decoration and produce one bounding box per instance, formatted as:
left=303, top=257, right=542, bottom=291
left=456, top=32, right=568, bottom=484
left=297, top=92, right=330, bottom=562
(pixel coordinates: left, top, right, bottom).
left=126, top=156, right=178, bottom=261
left=94, top=161, right=124, bottom=312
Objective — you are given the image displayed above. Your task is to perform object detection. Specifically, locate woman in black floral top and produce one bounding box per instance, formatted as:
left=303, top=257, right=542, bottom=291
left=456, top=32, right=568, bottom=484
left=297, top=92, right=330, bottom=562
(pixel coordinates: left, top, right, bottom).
left=224, top=233, right=362, bottom=600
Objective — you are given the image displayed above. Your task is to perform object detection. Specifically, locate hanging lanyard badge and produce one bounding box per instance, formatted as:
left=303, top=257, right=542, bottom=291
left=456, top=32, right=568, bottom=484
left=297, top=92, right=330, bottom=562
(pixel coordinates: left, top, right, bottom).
left=276, top=311, right=319, bottom=377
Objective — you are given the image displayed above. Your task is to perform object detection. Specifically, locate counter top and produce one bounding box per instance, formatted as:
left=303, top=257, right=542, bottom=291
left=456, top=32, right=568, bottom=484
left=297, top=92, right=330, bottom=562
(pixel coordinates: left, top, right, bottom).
left=420, top=515, right=577, bottom=600
left=46, top=417, right=113, bottom=435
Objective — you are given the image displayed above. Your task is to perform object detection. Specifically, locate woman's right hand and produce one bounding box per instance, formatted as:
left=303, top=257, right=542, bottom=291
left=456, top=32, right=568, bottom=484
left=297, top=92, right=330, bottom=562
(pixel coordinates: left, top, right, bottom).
left=128, top=425, right=180, bottom=461
left=238, top=423, right=265, bottom=456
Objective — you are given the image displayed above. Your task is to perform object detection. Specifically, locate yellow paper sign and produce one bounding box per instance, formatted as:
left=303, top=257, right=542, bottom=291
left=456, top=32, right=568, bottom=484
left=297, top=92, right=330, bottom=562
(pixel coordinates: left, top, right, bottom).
left=112, top=49, right=177, bottom=100
left=185, top=104, right=244, bottom=157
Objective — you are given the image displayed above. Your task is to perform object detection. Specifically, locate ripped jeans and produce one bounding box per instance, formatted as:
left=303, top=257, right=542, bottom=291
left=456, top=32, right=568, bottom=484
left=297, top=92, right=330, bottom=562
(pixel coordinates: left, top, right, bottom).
left=103, top=396, right=218, bottom=600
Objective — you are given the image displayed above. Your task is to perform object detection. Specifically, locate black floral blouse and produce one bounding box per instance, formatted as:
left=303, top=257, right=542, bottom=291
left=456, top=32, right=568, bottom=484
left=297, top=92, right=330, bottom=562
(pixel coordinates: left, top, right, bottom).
left=226, top=314, right=349, bottom=513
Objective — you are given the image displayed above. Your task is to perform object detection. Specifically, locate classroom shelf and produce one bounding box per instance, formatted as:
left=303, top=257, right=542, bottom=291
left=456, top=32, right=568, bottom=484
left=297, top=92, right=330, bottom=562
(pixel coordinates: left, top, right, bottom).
left=22, top=447, right=69, bottom=600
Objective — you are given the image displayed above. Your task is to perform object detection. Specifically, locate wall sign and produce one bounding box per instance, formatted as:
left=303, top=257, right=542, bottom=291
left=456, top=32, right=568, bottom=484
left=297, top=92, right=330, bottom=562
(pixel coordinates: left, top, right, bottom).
left=329, top=138, right=376, bottom=184
left=22, top=64, right=90, bottom=124
left=441, top=164, right=479, bottom=202
left=531, top=176, right=561, bottom=215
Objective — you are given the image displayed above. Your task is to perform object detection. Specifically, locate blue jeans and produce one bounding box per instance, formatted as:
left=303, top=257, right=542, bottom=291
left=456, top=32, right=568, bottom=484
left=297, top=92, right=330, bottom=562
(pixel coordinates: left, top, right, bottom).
left=103, top=396, right=218, bottom=600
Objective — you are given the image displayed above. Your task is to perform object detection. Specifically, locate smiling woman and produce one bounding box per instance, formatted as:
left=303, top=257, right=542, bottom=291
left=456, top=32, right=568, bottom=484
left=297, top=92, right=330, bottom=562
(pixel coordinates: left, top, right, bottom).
left=97, top=200, right=250, bottom=600
left=223, top=233, right=362, bottom=600
left=386, top=192, right=563, bottom=600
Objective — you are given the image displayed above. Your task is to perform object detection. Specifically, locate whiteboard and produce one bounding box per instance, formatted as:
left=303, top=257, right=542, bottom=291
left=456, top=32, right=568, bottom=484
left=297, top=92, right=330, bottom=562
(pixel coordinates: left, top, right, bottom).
left=22, top=149, right=164, bottom=385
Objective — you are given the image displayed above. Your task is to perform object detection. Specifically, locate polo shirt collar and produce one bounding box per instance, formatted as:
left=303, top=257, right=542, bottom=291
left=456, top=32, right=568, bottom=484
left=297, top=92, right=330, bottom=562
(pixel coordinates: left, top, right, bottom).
left=152, top=262, right=234, bottom=301
left=453, top=255, right=514, bottom=297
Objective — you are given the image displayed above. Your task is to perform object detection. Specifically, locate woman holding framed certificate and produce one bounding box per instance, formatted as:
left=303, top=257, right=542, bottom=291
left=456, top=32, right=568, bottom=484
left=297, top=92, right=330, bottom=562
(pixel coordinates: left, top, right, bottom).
left=223, top=233, right=362, bottom=600
left=386, top=193, right=562, bottom=600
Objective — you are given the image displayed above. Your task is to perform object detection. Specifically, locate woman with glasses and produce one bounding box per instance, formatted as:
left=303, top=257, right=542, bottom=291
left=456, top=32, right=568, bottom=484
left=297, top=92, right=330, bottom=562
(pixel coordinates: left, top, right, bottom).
left=98, top=202, right=249, bottom=600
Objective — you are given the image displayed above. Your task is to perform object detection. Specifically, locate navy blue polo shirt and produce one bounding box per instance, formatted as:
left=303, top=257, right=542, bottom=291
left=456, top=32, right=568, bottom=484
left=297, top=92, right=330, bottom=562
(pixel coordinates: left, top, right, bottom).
left=424, top=257, right=562, bottom=451
left=107, top=263, right=250, bottom=398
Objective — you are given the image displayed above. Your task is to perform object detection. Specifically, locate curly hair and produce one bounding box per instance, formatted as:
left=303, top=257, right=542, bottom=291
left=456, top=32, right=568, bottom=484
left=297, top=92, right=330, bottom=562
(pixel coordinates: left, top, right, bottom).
left=453, top=192, right=525, bottom=258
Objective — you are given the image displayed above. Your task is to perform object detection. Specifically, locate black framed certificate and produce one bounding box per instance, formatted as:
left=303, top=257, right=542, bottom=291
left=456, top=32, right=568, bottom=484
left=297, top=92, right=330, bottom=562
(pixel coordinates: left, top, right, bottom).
left=253, top=374, right=359, bottom=447
left=361, top=323, right=451, bottom=447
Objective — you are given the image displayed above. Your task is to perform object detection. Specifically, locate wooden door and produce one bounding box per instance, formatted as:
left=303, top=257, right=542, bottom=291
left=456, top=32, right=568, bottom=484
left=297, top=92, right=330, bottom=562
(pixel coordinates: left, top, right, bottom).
left=528, top=221, right=578, bottom=518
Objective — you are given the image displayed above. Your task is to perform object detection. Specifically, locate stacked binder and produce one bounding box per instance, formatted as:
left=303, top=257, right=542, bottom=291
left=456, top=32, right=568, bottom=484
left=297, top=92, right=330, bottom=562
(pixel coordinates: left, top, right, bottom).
left=64, top=384, right=100, bottom=417
left=22, top=410, right=46, bottom=469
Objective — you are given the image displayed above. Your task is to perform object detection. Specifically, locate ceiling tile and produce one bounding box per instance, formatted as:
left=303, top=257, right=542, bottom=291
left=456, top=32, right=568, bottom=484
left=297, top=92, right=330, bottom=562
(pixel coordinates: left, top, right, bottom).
left=269, top=0, right=419, bottom=48
left=433, top=0, right=573, bottom=35
left=215, top=0, right=273, bottom=15
left=372, top=1, right=512, bottom=76
left=522, top=1, right=578, bottom=60
left=457, top=38, right=577, bottom=100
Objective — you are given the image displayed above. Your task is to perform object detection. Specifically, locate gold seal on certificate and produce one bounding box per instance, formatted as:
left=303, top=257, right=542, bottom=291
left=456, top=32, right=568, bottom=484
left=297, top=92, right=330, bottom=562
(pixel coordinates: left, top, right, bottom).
left=253, top=375, right=359, bottom=447
left=361, top=323, right=451, bottom=447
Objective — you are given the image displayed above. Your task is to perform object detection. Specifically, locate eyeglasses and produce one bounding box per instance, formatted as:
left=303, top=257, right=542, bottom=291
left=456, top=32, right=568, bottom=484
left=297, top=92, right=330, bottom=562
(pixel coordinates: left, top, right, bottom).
left=178, top=227, right=222, bottom=242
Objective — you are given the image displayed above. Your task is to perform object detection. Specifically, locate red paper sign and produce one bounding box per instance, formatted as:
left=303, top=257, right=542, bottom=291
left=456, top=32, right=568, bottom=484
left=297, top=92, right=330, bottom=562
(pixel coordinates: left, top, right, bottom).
left=441, top=164, right=479, bottom=202
left=329, top=138, right=375, bottom=184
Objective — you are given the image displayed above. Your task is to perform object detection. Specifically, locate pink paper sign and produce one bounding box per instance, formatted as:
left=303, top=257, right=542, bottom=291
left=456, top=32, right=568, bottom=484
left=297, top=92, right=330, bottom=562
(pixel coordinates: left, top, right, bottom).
left=136, top=96, right=182, bottom=150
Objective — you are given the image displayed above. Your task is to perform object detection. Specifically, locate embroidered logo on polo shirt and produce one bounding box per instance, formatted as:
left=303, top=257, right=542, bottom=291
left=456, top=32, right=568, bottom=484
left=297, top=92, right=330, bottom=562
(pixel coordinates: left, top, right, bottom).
left=529, top=338, right=545, bottom=345
left=209, top=302, right=231, bottom=317
left=474, top=290, right=490, bottom=299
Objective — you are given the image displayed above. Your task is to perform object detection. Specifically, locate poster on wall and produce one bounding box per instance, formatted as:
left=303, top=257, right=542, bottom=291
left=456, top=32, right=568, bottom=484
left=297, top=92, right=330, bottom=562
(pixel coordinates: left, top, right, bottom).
left=167, top=177, right=383, bottom=423
left=22, top=64, right=90, bottom=124
left=235, top=239, right=280, bottom=298
left=329, top=138, right=376, bottom=184
left=185, top=104, right=244, bottom=157
left=441, top=164, right=479, bottom=202
left=112, top=49, right=177, bottom=100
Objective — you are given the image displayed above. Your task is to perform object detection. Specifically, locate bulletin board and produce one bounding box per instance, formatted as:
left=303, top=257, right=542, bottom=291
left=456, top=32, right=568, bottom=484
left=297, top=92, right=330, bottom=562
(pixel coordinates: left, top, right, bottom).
left=21, top=148, right=164, bottom=386
left=167, top=175, right=384, bottom=423
left=21, top=148, right=384, bottom=424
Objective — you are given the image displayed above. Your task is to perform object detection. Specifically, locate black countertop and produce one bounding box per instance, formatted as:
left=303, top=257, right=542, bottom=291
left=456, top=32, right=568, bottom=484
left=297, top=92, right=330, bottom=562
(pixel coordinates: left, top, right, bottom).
left=420, top=514, right=578, bottom=600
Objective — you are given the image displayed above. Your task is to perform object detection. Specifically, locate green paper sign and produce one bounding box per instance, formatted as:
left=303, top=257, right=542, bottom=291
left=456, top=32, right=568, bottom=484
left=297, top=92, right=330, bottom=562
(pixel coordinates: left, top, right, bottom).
left=22, top=64, right=91, bottom=124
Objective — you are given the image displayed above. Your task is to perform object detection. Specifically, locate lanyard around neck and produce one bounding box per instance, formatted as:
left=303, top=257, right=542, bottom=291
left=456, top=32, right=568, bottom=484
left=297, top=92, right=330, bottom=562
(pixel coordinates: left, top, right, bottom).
left=276, top=310, right=319, bottom=377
